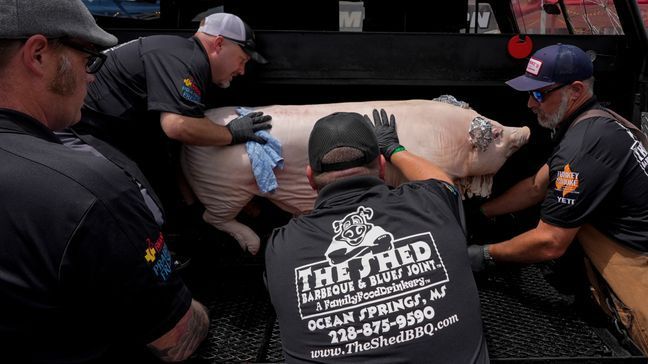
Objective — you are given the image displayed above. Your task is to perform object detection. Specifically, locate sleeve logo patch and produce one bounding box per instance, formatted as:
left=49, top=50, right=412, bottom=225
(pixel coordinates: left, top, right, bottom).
left=555, top=164, right=579, bottom=196
left=181, top=77, right=202, bottom=103
left=144, top=232, right=173, bottom=281
left=555, top=164, right=579, bottom=205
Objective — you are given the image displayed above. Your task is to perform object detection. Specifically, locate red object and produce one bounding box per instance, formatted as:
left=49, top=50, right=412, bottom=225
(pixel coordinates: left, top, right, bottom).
left=507, top=35, right=533, bottom=59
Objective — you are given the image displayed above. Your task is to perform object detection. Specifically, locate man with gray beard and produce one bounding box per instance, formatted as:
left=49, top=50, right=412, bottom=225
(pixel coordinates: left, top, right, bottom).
left=468, top=44, right=648, bottom=355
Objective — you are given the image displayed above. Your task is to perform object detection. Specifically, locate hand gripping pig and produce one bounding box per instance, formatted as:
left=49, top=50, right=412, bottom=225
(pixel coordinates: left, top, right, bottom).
left=181, top=98, right=530, bottom=254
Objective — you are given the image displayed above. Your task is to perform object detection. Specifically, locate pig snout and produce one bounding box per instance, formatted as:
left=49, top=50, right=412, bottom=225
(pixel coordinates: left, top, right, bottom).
left=503, top=126, right=531, bottom=157
left=468, top=125, right=531, bottom=176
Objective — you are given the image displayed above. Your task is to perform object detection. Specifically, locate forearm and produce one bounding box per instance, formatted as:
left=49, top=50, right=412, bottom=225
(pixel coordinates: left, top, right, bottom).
left=488, top=220, right=578, bottom=264
left=161, top=112, right=233, bottom=146
left=489, top=231, right=560, bottom=264
left=390, top=150, right=454, bottom=185
left=481, top=164, right=549, bottom=217
left=148, top=299, right=210, bottom=362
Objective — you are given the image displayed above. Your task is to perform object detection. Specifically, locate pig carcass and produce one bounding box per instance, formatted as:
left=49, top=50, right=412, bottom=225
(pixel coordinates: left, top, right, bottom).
left=181, top=99, right=530, bottom=255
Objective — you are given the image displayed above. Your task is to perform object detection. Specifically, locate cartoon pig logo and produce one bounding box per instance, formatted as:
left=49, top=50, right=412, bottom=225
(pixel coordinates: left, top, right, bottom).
left=325, top=206, right=394, bottom=265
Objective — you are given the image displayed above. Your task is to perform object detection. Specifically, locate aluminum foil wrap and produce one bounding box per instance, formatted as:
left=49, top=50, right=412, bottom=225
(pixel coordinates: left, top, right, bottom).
left=433, top=94, right=470, bottom=109
left=469, top=116, right=493, bottom=152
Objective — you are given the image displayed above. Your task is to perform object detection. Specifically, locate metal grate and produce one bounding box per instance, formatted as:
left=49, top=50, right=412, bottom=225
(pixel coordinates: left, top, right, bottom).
left=265, top=318, right=285, bottom=362
left=188, top=262, right=644, bottom=363
left=478, top=265, right=615, bottom=359
left=192, top=288, right=275, bottom=363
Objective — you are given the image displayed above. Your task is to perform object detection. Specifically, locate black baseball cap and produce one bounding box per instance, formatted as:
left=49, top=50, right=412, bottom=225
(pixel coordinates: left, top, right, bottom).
left=308, top=112, right=380, bottom=173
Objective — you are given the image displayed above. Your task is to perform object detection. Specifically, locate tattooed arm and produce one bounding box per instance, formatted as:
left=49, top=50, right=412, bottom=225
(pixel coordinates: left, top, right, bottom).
left=147, top=299, right=210, bottom=362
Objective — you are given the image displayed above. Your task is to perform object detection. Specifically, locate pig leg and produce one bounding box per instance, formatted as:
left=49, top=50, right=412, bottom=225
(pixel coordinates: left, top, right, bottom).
left=197, top=188, right=261, bottom=254
left=181, top=145, right=262, bottom=254
left=203, top=208, right=262, bottom=255
left=197, top=190, right=262, bottom=254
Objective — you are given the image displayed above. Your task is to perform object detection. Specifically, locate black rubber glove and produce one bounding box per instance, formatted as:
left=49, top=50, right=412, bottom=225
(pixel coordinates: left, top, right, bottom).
left=467, top=244, right=494, bottom=272
left=226, top=112, right=272, bottom=144
left=363, top=108, right=403, bottom=161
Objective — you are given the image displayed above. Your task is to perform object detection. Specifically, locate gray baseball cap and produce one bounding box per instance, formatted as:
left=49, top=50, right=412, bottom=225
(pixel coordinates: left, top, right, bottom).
left=0, top=0, right=117, bottom=48
left=198, top=13, right=268, bottom=64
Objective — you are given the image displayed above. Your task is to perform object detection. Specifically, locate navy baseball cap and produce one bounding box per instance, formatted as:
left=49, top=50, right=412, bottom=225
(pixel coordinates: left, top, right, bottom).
left=506, top=44, right=593, bottom=91
left=309, top=112, right=380, bottom=173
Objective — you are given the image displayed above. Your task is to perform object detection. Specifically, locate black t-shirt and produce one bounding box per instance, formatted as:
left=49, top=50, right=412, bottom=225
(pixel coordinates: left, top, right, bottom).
left=0, top=109, right=191, bottom=362
left=85, top=35, right=210, bottom=130
left=541, top=102, right=648, bottom=252
left=81, top=35, right=210, bottom=155
left=265, top=176, right=488, bottom=363
left=78, top=35, right=212, bottom=211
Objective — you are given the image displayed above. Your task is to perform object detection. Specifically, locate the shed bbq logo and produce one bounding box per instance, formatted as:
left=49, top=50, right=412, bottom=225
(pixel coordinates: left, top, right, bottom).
left=325, top=207, right=394, bottom=265
left=295, top=206, right=449, bottom=320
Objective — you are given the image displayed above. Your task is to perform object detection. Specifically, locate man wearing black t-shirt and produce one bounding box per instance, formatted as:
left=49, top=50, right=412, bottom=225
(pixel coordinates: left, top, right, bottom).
left=266, top=110, right=489, bottom=363
left=75, top=12, right=272, bottom=225
left=470, top=44, right=648, bottom=354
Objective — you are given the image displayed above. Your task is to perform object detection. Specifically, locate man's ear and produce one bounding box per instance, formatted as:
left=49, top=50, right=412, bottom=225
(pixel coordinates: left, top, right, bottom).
left=570, top=81, right=586, bottom=99
left=306, top=165, right=318, bottom=191
left=22, top=35, right=49, bottom=76
left=213, top=36, right=225, bottom=53
left=379, top=155, right=386, bottom=180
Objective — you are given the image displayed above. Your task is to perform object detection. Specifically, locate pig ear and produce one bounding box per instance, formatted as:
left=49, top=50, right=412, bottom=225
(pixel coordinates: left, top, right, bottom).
left=357, top=206, right=373, bottom=220
left=306, top=166, right=318, bottom=191
left=468, top=116, right=494, bottom=152
left=333, top=221, right=341, bottom=232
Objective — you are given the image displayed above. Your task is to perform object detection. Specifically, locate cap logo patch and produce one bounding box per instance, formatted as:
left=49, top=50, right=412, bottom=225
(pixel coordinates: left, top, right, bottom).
left=526, top=57, right=542, bottom=76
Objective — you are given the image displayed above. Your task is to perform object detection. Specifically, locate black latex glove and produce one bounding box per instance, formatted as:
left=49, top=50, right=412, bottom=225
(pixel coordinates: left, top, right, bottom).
left=467, top=244, right=494, bottom=273
left=226, top=112, right=272, bottom=144
left=363, top=108, right=403, bottom=161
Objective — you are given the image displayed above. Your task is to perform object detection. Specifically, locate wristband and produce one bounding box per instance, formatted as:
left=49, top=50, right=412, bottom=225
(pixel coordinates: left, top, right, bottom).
left=389, top=145, right=406, bottom=158
left=483, top=245, right=496, bottom=268
left=479, top=206, right=488, bottom=217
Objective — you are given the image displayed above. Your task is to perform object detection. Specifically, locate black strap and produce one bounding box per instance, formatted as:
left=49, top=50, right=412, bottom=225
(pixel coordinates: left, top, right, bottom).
left=72, top=131, right=165, bottom=216
left=0, top=134, right=117, bottom=200
left=573, top=108, right=648, bottom=149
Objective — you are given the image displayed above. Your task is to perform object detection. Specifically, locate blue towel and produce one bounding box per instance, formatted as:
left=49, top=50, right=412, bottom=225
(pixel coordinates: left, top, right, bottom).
left=237, top=107, right=284, bottom=193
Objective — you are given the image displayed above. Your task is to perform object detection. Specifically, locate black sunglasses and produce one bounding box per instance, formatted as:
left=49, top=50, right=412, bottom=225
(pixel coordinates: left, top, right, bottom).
left=222, top=35, right=256, bottom=52
left=528, top=83, right=570, bottom=103
left=59, top=40, right=107, bottom=74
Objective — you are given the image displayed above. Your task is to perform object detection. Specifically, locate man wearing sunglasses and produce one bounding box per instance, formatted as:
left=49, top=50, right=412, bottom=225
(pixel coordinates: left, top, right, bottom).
left=73, top=12, right=272, bottom=244
left=0, top=0, right=209, bottom=362
left=469, top=44, right=648, bottom=354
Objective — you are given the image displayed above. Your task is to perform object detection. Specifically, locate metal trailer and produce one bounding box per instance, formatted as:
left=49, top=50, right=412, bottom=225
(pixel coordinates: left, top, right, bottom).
left=87, top=1, right=648, bottom=362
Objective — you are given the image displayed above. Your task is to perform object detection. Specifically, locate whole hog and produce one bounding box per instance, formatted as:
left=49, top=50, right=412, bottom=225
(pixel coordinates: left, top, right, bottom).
left=181, top=99, right=530, bottom=254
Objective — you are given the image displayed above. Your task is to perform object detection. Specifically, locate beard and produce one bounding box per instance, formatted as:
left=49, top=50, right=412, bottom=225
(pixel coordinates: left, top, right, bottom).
left=537, top=92, right=570, bottom=129
left=47, top=55, right=77, bottom=96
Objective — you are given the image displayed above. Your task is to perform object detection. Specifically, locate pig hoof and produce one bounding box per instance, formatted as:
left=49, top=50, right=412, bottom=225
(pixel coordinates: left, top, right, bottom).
left=239, top=239, right=260, bottom=255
